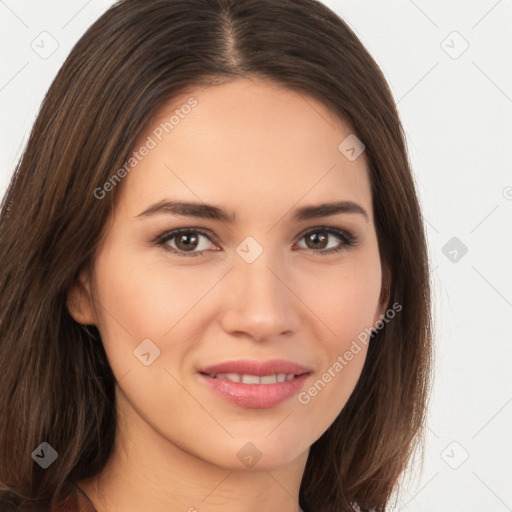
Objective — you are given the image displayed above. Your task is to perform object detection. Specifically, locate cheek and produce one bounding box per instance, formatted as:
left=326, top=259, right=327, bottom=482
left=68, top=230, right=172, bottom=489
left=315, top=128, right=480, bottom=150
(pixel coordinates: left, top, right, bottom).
left=302, top=249, right=382, bottom=350
left=294, top=251, right=381, bottom=423
left=90, top=247, right=216, bottom=435
left=90, top=241, right=223, bottom=371
left=89, top=241, right=165, bottom=366
left=335, top=265, right=381, bottom=343
left=93, top=241, right=185, bottom=335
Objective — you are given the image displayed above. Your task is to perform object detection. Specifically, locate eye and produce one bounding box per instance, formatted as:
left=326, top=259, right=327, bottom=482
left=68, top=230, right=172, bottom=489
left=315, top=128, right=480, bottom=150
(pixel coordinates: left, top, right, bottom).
left=154, top=228, right=218, bottom=257
left=295, top=227, right=356, bottom=255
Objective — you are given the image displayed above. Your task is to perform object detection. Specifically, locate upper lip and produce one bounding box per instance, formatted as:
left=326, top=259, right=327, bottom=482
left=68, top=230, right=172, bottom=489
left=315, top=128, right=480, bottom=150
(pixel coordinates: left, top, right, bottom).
left=199, top=359, right=311, bottom=377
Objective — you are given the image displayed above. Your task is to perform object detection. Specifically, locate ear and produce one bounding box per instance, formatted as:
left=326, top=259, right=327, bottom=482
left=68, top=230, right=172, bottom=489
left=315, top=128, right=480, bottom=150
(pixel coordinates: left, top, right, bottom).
left=373, top=265, right=391, bottom=326
left=67, top=268, right=97, bottom=325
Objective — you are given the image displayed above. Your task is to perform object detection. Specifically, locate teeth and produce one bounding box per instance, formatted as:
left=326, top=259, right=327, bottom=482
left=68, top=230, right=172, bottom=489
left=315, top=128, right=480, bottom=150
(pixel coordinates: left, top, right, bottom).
left=209, top=373, right=296, bottom=384
left=241, top=374, right=260, bottom=384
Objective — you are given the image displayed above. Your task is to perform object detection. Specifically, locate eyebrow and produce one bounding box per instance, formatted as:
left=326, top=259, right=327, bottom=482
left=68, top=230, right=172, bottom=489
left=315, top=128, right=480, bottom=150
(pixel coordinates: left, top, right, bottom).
left=136, top=200, right=369, bottom=223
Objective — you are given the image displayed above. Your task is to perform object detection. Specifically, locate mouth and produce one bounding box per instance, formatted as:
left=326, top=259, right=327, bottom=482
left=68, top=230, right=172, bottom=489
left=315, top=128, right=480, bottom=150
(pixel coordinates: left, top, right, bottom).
left=197, top=359, right=312, bottom=409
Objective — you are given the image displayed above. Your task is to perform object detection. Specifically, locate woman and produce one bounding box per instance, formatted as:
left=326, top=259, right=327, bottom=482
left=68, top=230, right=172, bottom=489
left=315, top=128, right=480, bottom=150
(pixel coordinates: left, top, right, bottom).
left=0, top=0, right=432, bottom=511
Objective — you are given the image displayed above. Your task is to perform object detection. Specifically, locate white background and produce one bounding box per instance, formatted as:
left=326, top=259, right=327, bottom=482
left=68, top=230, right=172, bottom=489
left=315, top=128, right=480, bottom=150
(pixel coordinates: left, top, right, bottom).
left=1, top=1, right=511, bottom=510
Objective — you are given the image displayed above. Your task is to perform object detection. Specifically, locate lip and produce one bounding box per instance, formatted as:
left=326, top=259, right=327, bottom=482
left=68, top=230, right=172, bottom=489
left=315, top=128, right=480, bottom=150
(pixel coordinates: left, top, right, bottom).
left=198, top=359, right=312, bottom=409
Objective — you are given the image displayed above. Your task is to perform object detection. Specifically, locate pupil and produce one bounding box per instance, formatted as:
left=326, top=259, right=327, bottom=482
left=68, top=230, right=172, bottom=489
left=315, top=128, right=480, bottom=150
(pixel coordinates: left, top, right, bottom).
left=177, top=233, right=198, bottom=250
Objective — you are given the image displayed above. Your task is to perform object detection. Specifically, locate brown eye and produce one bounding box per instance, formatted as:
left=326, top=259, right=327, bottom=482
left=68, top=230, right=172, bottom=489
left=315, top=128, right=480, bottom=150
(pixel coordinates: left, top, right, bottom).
left=296, top=227, right=355, bottom=255
left=156, top=229, right=217, bottom=257
left=174, top=232, right=200, bottom=251
left=304, top=232, right=329, bottom=250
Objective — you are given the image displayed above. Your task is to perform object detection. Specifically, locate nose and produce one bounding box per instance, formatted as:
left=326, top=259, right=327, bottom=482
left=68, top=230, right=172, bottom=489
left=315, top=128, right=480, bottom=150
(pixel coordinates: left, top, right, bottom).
left=218, top=250, right=302, bottom=343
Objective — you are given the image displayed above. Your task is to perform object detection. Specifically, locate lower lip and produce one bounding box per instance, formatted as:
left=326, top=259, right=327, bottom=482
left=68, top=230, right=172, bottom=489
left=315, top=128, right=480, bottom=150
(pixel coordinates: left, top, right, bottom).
left=199, top=373, right=310, bottom=409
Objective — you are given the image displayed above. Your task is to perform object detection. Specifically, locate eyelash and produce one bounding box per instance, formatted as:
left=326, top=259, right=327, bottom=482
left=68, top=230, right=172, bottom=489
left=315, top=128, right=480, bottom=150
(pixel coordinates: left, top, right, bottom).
left=153, top=226, right=357, bottom=258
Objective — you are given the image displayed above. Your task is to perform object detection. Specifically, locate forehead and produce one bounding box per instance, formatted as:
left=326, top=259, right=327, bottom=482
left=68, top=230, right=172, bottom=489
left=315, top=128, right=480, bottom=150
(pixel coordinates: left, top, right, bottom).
left=116, top=77, right=372, bottom=223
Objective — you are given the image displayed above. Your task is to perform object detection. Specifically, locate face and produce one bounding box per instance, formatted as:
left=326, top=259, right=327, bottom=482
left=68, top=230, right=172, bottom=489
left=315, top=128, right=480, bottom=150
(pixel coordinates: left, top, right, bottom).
left=69, top=77, right=386, bottom=471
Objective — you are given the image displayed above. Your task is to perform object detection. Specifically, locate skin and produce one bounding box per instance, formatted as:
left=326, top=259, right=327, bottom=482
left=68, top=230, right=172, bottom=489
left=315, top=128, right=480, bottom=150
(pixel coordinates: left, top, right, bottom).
left=68, top=76, right=387, bottom=512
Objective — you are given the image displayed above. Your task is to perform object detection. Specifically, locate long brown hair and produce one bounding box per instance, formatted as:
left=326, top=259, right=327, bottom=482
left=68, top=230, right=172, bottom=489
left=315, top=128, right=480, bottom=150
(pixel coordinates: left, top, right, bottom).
left=0, top=1, right=432, bottom=510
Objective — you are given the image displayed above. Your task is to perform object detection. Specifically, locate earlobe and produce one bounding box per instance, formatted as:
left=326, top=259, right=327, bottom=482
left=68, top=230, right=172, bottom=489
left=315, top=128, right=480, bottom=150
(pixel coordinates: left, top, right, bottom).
left=66, top=270, right=97, bottom=325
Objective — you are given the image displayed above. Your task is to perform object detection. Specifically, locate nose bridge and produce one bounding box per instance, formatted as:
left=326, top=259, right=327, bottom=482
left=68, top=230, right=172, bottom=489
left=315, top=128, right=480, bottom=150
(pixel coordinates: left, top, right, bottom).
left=219, top=240, right=300, bottom=340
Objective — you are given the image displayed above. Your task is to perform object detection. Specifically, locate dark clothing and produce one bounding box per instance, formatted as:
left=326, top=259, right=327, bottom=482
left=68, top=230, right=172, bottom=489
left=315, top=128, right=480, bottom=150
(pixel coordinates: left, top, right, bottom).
left=49, top=484, right=97, bottom=512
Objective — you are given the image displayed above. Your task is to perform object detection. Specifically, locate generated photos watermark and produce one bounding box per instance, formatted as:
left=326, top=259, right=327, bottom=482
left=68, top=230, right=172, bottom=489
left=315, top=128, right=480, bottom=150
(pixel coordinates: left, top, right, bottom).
left=93, top=97, right=198, bottom=200
left=298, top=301, right=402, bottom=405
